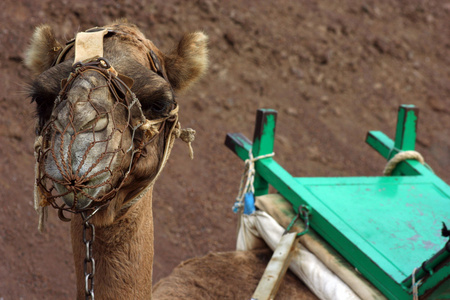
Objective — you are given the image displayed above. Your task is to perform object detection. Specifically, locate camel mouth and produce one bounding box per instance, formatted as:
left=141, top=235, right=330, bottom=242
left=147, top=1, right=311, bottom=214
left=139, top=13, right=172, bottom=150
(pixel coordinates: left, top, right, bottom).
left=53, top=173, right=110, bottom=210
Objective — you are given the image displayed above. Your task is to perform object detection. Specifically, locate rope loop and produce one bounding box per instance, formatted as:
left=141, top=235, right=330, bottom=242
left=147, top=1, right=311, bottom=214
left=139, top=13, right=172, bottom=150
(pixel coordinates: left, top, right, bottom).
left=383, top=150, right=426, bottom=176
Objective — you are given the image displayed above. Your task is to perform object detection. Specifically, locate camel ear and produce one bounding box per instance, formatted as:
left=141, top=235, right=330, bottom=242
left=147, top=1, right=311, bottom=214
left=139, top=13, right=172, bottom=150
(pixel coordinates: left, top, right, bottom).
left=24, top=25, right=63, bottom=76
left=164, top=32, right=209, bottom=92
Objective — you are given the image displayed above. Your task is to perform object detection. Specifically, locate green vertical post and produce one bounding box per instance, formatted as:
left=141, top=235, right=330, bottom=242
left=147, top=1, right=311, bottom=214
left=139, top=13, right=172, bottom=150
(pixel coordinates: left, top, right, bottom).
left=252, top=109, right=277, bottom=196
left=390, top=105, right=419, bottom=175
left=366, top=105, right=424, bottom=176
left=393, top=105, right=419, bottom=154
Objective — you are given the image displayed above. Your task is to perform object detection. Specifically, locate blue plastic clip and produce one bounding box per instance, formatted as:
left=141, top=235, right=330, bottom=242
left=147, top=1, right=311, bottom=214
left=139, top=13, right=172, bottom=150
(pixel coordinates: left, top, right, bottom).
left=243, top=192, right=255, bottom=215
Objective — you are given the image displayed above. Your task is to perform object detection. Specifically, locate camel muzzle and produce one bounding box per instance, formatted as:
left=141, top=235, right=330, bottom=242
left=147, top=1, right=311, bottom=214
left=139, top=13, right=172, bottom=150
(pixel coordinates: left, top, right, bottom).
left=35, top=58, right=149, bottom=215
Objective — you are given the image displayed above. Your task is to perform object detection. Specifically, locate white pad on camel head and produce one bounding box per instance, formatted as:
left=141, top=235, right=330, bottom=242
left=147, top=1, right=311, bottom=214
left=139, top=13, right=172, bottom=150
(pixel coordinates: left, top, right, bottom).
left=74, top=28, right=108, bottom=64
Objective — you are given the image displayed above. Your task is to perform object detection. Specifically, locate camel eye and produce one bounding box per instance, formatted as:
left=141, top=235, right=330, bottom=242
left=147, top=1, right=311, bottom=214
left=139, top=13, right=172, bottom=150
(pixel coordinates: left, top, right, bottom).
left=30, top=61, right=74, bottom=131
left=30, top=89, right=58, bottom=132
left=146, top=98, right=175, bottom=119
left=152, top=99, right=170, bottom=114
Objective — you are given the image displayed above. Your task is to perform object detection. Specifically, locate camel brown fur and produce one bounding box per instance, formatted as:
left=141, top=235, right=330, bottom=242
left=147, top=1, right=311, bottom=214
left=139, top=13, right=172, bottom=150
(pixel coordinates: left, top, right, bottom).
left=26, top=20, right=315, bottom=299
left=153, top=249, right=316, bottom=299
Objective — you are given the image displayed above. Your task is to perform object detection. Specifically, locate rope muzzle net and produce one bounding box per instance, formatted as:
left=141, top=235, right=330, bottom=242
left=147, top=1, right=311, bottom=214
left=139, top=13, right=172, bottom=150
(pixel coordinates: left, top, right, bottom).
left=34, top=57, right=194, bottom=231
left=35, top=59, right=142, bottom=207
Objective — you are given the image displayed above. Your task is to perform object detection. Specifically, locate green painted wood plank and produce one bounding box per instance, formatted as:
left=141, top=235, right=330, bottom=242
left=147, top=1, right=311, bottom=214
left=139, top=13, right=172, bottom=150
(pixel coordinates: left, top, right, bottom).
left=416, top=258, right=450, bottom=297
left=394, top=105, right=419, bottom=153
left=226, top=132, right=450, bottom=298
left=427, top=274, right=450, bottom=299
left=365, top=131, right=450, bottom=202
left=366, top=131, right=400, bottom=162
left=292, top=176, right=450, bottom=283
left=251, top=109, right=277, bottom=196
left=366, top=131, right=422, bottom=176
left=225, top=133, right=412, bottom=299
left=225, top=105, right=450, bottom=299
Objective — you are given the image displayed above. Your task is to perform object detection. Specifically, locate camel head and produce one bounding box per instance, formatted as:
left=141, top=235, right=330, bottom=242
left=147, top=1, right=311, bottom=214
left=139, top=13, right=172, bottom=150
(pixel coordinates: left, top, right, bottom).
left=26, top=21, right=208, bottom=226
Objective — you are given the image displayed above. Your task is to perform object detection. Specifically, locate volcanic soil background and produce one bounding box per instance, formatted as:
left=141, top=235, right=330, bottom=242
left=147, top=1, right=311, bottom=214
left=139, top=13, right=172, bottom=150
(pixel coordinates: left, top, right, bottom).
left=1, top=0, right=449, bottom=298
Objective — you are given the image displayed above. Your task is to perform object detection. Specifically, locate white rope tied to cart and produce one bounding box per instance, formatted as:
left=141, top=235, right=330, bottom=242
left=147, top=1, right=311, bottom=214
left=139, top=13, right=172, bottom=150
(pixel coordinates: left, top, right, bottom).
left=411, top=268, right=423, bottom=300
left=383, top=150, right=425, bottom=176
left=232, top=150, right=275, bottom=213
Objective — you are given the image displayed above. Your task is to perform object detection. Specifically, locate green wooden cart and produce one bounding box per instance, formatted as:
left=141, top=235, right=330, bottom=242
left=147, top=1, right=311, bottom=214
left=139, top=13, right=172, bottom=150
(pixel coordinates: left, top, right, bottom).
left=225, top=105, right=450, bottom=299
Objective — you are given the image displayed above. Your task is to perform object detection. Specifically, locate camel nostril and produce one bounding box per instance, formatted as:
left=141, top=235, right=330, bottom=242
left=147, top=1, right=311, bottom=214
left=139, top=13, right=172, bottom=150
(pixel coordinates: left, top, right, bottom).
left=79, top=115, right=109, bottom=132
left=67, top=178, right=90, bottom=189
left=94, top=115, right=109, bottom=131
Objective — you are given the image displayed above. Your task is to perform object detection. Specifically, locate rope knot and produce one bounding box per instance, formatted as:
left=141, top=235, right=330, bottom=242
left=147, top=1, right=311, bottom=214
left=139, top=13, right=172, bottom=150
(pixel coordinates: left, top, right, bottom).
left=140, top=119, right=160, bottom=140
left=174, top=126, right=196, bottom=159
left=178, top=128, right=196, bottom=143
left=232, top=151, right=275, bottom=213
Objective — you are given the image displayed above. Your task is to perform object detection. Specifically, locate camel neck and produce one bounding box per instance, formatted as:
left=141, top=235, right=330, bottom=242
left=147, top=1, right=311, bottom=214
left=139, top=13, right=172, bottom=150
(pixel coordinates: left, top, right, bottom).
left=71, top=191, right=154, bottom=299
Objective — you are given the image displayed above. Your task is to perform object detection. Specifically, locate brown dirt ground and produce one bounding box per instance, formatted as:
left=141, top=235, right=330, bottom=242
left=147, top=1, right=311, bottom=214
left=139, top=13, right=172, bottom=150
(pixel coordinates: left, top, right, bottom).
left=0, top=0, right=449, bottom=298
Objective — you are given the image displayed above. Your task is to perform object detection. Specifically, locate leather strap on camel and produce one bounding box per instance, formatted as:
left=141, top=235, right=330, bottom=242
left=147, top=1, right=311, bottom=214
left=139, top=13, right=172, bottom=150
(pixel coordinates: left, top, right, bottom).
left=52, top=26, right=170, bottom=82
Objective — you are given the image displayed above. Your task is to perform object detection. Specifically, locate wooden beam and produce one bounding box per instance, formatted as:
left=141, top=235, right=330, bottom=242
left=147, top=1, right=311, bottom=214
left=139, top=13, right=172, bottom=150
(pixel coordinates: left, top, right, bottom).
left=251, top=232, right=298, bottom=300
